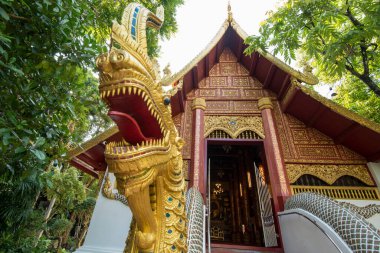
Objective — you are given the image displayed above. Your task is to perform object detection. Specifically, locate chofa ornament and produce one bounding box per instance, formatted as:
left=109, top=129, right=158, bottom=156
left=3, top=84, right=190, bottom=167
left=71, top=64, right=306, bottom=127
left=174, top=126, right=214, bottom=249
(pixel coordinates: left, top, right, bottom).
left=96, top=3, right=187, bottom=253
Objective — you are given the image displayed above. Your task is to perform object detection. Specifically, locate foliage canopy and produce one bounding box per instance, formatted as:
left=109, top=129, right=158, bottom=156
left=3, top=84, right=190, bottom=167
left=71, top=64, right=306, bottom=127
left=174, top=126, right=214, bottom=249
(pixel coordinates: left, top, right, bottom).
left=0, top=0, right=183, bottom=251
left=245, top=0, right=380, bottom=97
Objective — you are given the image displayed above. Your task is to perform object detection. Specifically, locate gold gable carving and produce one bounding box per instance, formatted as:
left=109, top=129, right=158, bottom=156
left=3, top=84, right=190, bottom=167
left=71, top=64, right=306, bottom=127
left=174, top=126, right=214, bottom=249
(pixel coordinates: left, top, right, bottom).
left=286, top=164, right=374, bottom=186
left=204, top=116, right=264, bottom=139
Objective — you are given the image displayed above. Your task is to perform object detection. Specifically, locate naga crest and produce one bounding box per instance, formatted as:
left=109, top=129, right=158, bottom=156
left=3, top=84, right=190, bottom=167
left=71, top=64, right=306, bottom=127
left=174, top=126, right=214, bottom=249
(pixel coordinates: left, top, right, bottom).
left=96, top=3, right=187, bottom=253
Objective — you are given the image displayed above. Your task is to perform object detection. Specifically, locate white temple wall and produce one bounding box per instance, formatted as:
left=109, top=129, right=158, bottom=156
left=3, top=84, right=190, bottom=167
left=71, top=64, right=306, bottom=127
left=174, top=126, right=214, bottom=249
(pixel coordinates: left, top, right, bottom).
left=75, top=172, right=132, bottom=253
left=368, top=162, right=380, bottom=192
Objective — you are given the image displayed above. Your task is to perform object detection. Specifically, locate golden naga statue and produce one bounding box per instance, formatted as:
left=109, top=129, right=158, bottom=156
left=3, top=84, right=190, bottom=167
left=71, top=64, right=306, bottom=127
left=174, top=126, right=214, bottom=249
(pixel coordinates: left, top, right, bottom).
left=96, top=3, right=187, bottom=253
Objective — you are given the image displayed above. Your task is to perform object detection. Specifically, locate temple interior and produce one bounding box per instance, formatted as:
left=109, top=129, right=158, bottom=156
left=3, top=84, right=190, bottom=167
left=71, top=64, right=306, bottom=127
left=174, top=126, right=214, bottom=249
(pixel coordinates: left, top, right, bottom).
left=208, top=143, right=269, bottom=247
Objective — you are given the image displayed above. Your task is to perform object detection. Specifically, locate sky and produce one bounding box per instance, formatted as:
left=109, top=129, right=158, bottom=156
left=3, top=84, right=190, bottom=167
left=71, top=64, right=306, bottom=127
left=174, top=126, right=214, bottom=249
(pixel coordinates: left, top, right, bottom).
left=157, top=0, right=332, bottom=96
left=158, top=0, right=281, bottom=73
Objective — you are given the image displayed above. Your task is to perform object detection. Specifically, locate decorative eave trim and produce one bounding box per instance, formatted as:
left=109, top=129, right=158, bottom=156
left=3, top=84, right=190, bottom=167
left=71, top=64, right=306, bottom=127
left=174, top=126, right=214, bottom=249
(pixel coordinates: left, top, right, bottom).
left=164, top=18, right=319, bottom=87
left=292, top=81, right=380, bottom=134
left=67, top=125, right=119, bottom=159
left=229, top=19, right=319, bottom=85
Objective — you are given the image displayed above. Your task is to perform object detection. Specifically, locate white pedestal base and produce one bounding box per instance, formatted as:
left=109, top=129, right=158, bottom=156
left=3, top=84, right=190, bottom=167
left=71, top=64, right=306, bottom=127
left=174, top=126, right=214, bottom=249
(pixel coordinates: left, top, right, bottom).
left=75, top=173, right=132, bottom=253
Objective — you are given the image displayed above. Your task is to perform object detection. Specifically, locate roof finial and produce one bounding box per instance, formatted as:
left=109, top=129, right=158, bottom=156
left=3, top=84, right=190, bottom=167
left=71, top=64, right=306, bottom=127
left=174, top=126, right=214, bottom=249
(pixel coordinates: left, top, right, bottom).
left=227, top=1, right=233, bottom=22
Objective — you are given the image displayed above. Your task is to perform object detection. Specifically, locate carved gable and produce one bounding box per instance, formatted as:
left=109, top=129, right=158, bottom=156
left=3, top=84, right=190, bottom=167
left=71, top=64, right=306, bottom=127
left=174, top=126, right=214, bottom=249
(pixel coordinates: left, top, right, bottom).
left=187, top=48, right=274, bottom=115
left=273, top=101, right=366, bottom=164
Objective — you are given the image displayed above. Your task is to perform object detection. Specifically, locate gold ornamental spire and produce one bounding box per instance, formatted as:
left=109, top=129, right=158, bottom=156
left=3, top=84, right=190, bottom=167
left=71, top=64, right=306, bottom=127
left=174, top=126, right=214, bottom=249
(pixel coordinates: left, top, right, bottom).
left=227, top=1, right=233, bottom=22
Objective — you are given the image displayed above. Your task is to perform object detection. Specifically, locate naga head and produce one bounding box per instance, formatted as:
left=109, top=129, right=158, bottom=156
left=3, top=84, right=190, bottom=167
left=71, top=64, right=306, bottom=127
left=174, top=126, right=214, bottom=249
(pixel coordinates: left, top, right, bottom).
left=96, top=3, right=183, bottom=201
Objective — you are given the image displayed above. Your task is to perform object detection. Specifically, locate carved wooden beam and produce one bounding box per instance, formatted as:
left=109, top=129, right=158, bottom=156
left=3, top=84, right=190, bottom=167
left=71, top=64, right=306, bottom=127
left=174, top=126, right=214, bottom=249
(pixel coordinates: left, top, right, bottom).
left=281, top=84, right=299, bottom=112
left=249, top=52, right=259, bottom=76
left=369, top=149, right=380, bottom=161
left=79, top=153, right=107, bottom=171
left=306, top=105, right=327, bottom=127
left=178, top=88, right=185, bottom=113
left=277, top=74, right=291, bottom=99
left=236, top=38, right=244, bottom=62
left=335, top=123, right=360, bottom=144
left=205, top=54, right=210, bottom=76
left=263, top=63, right=275, bottom=88
left=215, top=40, right=223, bottom=63
left=192, top=66, right=199, bottom=89
left=70, top=159, right=99, bottom=178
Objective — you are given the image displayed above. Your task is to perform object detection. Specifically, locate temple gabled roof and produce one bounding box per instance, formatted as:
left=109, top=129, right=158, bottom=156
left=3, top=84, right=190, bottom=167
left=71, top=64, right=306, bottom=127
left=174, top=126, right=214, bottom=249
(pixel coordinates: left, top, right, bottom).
left=68, top=13, right=380, bottom=177
left=167, top=17, right=380, bottom=161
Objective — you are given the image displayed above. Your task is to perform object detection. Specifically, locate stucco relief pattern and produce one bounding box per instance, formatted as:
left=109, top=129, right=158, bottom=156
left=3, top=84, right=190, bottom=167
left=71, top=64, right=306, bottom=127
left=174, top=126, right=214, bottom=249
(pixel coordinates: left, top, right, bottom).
left=182, top=100, right=193, bottom=159
left=173, top=113, right=182, bottom=136
left=204, top=115, right=264, bottom=138
left=272, top=101, right=366, bottom=164
left=190, top=48, right=274, bottom=117
left=286, top=164, right=374, bottom=186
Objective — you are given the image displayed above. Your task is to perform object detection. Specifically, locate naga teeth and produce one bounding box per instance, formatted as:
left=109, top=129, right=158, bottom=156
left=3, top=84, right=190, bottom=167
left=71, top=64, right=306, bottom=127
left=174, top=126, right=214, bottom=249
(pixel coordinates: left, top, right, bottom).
left=164, top=132, right=170, bottom=145
left=122, top=87, right=126, bottom=94
left=128, top=87, right=132, bottom=94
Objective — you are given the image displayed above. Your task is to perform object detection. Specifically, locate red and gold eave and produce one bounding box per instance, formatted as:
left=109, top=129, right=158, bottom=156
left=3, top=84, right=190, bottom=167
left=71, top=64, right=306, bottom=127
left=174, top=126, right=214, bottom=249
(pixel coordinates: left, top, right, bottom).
left=68, top=18, right=380, bottom=177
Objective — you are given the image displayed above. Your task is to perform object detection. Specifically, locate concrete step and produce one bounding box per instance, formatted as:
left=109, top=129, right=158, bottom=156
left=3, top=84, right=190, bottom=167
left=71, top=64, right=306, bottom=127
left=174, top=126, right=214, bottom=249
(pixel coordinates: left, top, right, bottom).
left=211, top=245, right=283, bottom=253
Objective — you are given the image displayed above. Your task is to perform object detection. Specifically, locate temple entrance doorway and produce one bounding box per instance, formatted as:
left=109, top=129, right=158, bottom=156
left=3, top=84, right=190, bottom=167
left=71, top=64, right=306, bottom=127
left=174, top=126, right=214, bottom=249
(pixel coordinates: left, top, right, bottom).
left=206, top=140, right=277, bottom=248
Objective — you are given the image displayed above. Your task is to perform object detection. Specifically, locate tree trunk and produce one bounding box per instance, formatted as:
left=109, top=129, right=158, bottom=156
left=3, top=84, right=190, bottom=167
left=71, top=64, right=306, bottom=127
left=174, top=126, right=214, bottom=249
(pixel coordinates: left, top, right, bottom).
left=61, top=212, right=77, bottom=247
left=35, top=197, right=56, bottom=245
left=76, top=214, right=91, bottom=247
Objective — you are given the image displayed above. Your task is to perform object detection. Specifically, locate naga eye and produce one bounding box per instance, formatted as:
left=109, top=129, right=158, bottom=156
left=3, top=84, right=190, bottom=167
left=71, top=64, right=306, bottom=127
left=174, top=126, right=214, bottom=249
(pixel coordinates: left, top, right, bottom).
left=163, top=96, right=171, bottom=105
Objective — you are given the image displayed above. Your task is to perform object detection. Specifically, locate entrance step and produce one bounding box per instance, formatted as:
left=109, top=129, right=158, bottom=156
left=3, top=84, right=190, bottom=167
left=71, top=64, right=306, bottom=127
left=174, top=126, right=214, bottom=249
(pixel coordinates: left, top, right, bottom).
left=211, top=244, right=283, bottom=253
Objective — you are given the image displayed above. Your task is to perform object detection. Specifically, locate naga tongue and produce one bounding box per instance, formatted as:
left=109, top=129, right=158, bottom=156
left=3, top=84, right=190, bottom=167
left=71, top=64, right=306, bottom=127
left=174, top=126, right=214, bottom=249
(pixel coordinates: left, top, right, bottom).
left=108, top=111, right=149, bottom=145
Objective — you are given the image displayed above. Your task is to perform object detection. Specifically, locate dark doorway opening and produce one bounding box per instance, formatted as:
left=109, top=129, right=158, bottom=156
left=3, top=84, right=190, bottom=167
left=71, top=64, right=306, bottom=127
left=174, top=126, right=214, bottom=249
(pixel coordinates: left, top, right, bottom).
left=207, top=142, right=268, bottom=247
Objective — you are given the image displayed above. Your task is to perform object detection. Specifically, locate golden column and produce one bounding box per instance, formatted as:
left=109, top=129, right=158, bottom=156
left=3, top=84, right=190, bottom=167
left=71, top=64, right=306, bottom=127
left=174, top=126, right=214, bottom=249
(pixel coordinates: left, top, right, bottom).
left=190, top=98, right=207, bottom=196
left=258, top=97, right=290, bottom=211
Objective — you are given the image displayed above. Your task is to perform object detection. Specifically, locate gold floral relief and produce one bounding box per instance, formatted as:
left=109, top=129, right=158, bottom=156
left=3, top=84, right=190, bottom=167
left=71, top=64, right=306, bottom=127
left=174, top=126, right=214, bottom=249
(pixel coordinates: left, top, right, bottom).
left=219, top=48, right=237, bottom=62
left=286, top=164, right=374, bottom=186
left=204, top=116, right=264, bottom=138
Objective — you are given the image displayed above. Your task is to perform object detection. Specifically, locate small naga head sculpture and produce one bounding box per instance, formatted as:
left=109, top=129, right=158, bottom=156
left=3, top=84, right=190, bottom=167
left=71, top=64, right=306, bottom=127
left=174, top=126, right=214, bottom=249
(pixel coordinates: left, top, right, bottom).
left=96, top=3, right=187, bottom=253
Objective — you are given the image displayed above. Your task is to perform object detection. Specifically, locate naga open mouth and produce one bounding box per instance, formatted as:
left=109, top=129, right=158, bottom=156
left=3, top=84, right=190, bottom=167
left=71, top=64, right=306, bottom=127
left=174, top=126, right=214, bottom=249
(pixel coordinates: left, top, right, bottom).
left=100, top=81, right=168, bottom=158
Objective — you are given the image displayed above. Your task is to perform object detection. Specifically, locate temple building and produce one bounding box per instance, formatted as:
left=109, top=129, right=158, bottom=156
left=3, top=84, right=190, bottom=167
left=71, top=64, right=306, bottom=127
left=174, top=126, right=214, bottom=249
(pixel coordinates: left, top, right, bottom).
left=68, top=3, right=380, bottom=253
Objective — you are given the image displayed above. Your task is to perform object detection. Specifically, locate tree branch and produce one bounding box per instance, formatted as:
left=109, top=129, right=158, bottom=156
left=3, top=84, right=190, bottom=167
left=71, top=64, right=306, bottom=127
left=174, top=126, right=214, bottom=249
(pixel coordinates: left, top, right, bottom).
left=9, top=14, right=30, bottom=22
left=345, top=64, right=380, bottom=96
left=360, top=45, right=369, bottom=76
left=345, top=1, right=363, bottom=27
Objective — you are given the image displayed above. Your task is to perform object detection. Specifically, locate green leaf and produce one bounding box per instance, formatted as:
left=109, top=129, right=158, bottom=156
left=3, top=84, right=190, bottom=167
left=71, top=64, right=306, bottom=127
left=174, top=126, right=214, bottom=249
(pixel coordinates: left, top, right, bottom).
left=0, top=7, right=9, bottom=21
left=2, top=133, right=11, bottom=145
left=0, top=128, right=10, bottom=135
left=31, top=149, right=46, bottom=161
left=34, top=137, right=45, bottom=147
left=6, top=164, right=14, bottom=174
left=45, top=179, right=53, bottom=188
left=15, top=146, right=27, bottom=154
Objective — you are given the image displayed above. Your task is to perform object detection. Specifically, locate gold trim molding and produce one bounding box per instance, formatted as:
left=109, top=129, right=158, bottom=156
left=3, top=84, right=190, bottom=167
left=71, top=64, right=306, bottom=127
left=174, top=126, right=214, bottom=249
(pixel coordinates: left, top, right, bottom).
left=258, top=97, right=273, bottom=110
left=191, top=98, right=206, bottom=111
left=286, top=164, right=374, bottom=186
left=67, top=125, right=118, bottom=159
left=204, top=116, right=264, bottom=138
